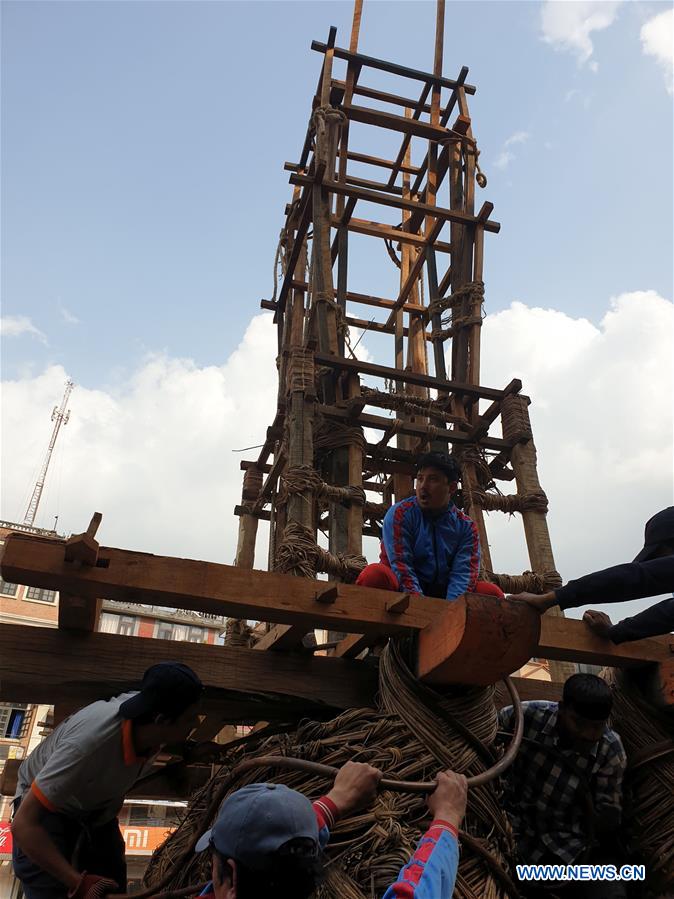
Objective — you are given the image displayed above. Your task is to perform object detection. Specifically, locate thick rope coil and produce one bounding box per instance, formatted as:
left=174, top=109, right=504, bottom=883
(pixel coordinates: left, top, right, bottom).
left=145, top=642, right=520, bottom=899
left=280, top=465, right=366, bottom=508
left=223, top=618, right=255, bottom=648
left=501, top=394, right=533, bottom=442
left=363, top=501, right=389, bottom=522
left=241, top=466, right=263, bottom=501
left=287, top=348, right=316, bottom=395
left=466, top=487, right=549, bottom=515
left=427, top=281, right=485, bottom=320
left=274, top=521, right=366, bottom=581
left=311, top=104, right=348, bottom=134
left=483, top=569, right=563, bottom=594
left=354, top=388, right=466, bottom=426
left=314, top=418, right=367, bottom=455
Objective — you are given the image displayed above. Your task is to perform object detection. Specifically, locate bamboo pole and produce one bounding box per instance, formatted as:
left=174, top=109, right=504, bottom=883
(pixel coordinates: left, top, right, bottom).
left=501, top=394, right=575, bottom=681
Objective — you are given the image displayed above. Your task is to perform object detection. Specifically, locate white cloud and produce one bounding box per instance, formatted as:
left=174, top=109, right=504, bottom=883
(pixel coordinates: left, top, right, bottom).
left=494, top=131, right=530, bottom=170
left=59, top=305, right=80, bottom=325
left=0, top=315, right=47, bottom=344
left=641, top=8, right=674, bottom=94
left=479, top=290, right=673, bottom=620
left=540, top=1, right=622, bottom=67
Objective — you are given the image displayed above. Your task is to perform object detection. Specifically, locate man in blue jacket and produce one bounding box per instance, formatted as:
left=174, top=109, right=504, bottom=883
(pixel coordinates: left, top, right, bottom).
left=356, top=451, right=498, bottom=601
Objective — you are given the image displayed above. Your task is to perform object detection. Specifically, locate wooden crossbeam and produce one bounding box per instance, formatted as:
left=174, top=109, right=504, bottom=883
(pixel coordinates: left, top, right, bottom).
left=0, top=533, right=447, bottom=637
left=311, top=41, right=476, bottom=93
left=537, top=615, right=674, bottom=667
left=289, top=174, right=501, bottom=234
left=314, top=353, right=512, bottom=401
left=321, top=405, right=512, bottom=451
left=332, top=79, right=453, bottom=117
left=0, top=624, right=378, bottom=715
left=254, top=623, right=306, bottom=652
left=338, top=217, right=452, bottom=253
left=343, top=103, right=453, bottom=142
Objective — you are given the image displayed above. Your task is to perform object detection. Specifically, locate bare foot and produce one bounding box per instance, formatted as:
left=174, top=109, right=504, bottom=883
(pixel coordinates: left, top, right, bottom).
left=583, top=609, right=614, bottom=639
left=509, top=590, right=558, bottom=612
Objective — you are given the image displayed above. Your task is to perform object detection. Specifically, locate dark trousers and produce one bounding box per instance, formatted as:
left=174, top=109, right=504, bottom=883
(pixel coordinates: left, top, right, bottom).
left=12, top=801, right=127, bottom=899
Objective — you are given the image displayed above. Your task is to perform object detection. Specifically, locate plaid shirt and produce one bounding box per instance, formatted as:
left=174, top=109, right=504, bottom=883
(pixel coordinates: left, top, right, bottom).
left=498, top=701, right=626, bottom=864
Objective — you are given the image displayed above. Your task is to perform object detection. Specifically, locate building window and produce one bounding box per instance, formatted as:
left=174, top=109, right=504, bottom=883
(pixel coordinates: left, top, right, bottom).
left=187, top=626, right=205, bottom=643
left=155, top=621, right=174, bottom=641
left=25, top=586, right=56, bottom=603
left=99, top=612, right=137, bottom=636
left=0, top=579, right=18, bottom=597
left=0, top=703, right=30, bottom=739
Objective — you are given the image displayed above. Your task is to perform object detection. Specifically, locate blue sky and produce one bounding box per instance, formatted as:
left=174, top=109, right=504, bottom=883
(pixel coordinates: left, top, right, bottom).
left=2, top=0, right=672, bottom=387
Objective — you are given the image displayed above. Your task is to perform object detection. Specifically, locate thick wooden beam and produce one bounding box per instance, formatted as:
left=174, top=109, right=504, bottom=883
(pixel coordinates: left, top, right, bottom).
left=290, top=174, right=501, bottom=234
left=321, top=404, right=512, bottom=451
left=315, top=353, right=511, bottom=401
left=344, top=103, right=452, bottom=142
left=0, top=534, right=447, bottom=637
left=335, top=217, right=452, bottom=253
left=254, top=623, right=306, bottom=652
left=0, top=624, right=378, bottom=715
left=311, top=41, right=476, bottom=93
left=418, top=593, right=541, bottom=686
left=536, top=616, right=673, bottom=667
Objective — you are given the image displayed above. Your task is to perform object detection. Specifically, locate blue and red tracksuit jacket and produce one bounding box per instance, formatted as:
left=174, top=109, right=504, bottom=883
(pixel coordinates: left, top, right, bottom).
left=381, top=497, right=480, bottom=600
left=197, top=799, right=459, bottom=897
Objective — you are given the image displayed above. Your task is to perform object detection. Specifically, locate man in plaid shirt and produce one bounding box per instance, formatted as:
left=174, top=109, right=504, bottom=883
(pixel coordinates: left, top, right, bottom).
left=499, top=674, right=627, bottom=893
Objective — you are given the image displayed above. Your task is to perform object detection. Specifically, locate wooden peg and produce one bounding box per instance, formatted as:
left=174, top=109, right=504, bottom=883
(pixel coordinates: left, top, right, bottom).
left=315, top=585, right=339, bottom=604
left=386, top=593, right=410, bottom=614
left=64, top=512, right=102, bottom=566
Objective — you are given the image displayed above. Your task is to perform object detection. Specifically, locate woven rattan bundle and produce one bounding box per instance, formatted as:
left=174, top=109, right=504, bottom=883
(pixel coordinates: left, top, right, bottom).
left=604, top=668, right=674, bottom=894
left=144, top=643, right=519, bottom=898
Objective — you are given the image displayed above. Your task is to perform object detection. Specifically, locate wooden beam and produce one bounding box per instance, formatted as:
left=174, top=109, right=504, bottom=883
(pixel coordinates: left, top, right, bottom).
left=335, top=217, right=452, bottom=253
left=344, top=103, right=453, bottom=142
left=290, top=174, right=501, bottom=234
left=0, top=534, right=449, bottom=637
left=58, top=592, right=102, bottom=632
left=0, top=624, right=378, bottom=715
left=418, top=593, right=541, bottom=686
left=311, top=41, right=477, bottom=93
left=537, top=616, right=673, bottom=667
left=321, top=404, right=512, bottom=451
left=314, top=353, right=512, bottom=401
left=254, top=623, right=306, bottom=652
left=332, top=79, right=454, bottom=117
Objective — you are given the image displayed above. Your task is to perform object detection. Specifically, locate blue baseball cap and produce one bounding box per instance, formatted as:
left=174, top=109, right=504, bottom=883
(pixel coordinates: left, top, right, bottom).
left=195, top=783, right=319, bottom=871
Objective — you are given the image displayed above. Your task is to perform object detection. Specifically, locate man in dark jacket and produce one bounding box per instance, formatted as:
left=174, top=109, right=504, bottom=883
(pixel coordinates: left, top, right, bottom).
left=355, top=451, right=501, bottom=601
left=512, top=507, right=674, bottom=642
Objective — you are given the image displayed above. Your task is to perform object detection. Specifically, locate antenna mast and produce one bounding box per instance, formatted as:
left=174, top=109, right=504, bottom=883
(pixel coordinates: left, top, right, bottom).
left=23, top=380, right=74, bottom=527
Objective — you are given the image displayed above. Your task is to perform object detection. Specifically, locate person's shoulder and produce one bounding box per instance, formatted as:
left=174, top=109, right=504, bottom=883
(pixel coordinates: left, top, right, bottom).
left=521, top=701, right=558, bottom=721
left=386, top=496, right=418, bottom=517
left=600, top=727, right=627, bottom=764
left=448, top=504, right=478, bottom=528
left=61, top=693, right=136, bottom=745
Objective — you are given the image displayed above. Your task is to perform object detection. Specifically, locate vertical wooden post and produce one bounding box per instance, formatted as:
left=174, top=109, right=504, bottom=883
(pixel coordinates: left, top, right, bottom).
left=502, top=393, right=575, bottom=681
left=234, top=468, right=261, bottom=568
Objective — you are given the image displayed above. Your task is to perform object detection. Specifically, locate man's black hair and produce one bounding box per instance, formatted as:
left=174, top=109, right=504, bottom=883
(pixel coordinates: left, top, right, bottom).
left=415, top=451, right=461, bottom=483
left=212, top=842, right=322, bottom=899
left=562, top=673, right=613, bottom=721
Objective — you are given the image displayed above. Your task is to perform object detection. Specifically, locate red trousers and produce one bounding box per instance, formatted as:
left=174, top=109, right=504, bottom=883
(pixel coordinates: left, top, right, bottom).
left=355, top=562, right=505, bottom=599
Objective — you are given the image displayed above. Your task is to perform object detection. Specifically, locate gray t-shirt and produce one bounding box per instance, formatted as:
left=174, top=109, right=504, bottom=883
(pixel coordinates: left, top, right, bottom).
left=17, top=692, right=149, bottom=824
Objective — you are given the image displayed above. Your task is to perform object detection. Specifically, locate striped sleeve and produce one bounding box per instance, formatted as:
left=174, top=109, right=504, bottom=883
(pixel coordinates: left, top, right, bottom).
left=445, top=512, right=480, bottom=600
left=382, top=821, right=460, bottom=899
left=313, top=795, right=339, bottom=850
left=382, top=501, right=423, bottom=594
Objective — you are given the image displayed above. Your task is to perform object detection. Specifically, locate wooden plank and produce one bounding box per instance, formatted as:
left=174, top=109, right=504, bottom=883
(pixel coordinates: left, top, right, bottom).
left=314, top=352, right=511, bottom=401
left=322, top=405, right=512, bottom=451
left=311, top=41, right=477, bottom=93
left=0, top=624, right=378, bottom=715
left=537, top=616, right=673, bottom=667
left=289, top=174, right=501, bottom=234
left=254, top=623, right=306, bottom=652
left=291, top=280, right=428, bottom=314
left=334, top=632, right=374, bottom=658
left=340, top=217, right=452, bottom=253
left=0, top=533, right=450, bottom=637
left=344, top=103, right=452, bottom=142
left=332, top=79, right=453, bottom=117
left=58, top=592, right=102, bottom=632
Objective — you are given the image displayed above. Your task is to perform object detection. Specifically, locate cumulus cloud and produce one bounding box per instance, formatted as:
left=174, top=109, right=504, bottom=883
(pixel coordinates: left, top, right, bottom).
left=479, top=290, right=673, bottom=619
left=641, top=8, right=674, bottom=94
left=540, top=1, right=622, bottom=68
left=494, top=131, right=530, bottom=170
left=1, top=294, right=671, bottom=626
left=1, top=315, right=47, bottom=343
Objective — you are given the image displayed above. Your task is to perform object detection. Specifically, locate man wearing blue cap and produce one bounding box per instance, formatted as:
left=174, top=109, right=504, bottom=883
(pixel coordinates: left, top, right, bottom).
left=11, top=661, right=206, bottom=899
left=194, top=763, right=467, bottom=898
left=512, top=507, right=674, bottom=642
